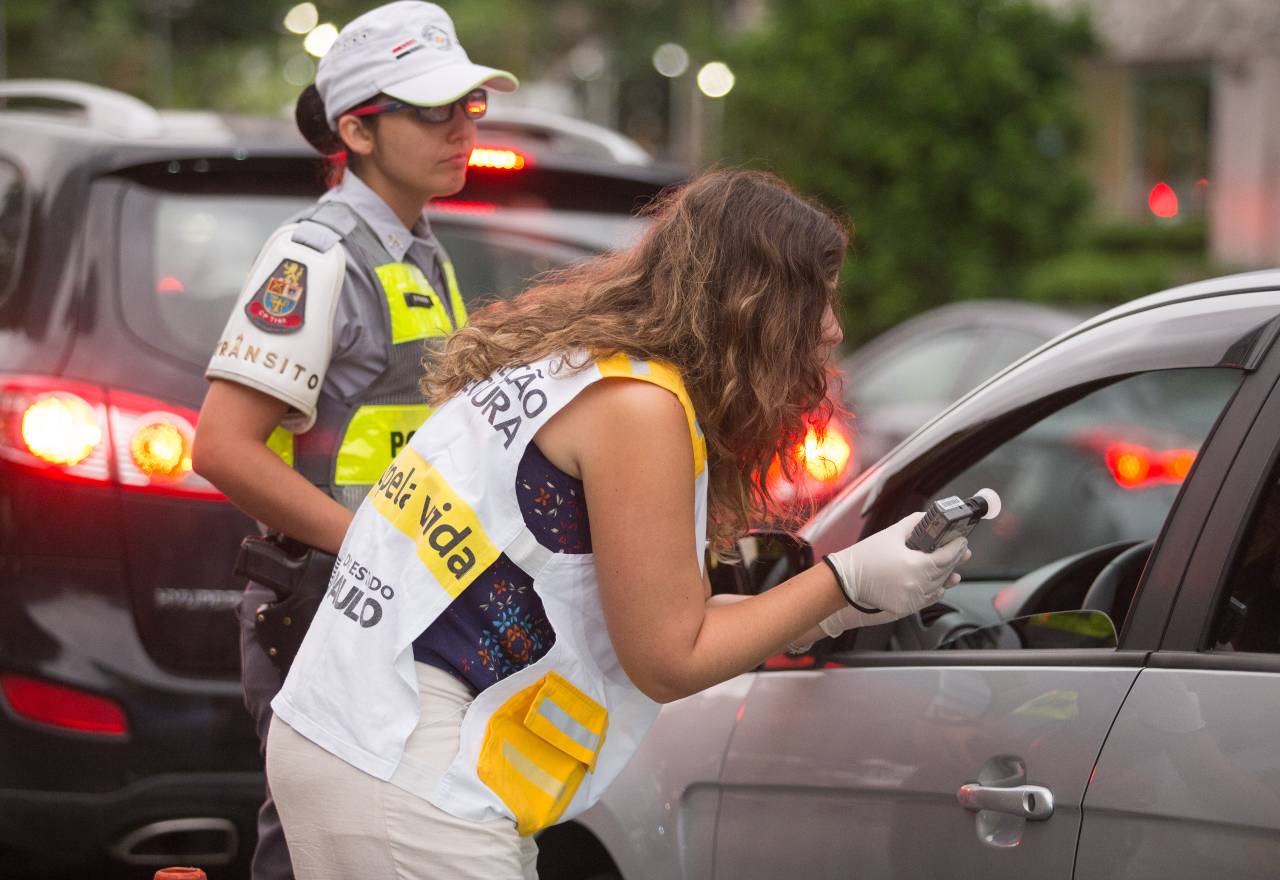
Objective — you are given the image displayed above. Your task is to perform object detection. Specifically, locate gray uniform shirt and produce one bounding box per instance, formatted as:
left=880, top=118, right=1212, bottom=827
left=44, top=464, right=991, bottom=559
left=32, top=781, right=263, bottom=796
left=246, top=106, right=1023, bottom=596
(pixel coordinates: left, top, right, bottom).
left=319, top=170, right=456, bottom=404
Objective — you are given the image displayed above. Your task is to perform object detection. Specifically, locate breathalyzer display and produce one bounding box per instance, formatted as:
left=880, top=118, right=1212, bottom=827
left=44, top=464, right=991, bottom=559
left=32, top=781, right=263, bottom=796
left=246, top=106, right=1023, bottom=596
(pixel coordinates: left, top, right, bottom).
left=906, top=488, right=1001, bottom=553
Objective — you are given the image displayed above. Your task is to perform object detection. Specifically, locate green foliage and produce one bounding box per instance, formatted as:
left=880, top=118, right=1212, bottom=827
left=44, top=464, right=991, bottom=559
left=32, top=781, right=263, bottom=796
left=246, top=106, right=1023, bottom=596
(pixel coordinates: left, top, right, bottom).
left=721, top=0, right=1096, bottom=343
left=1024, top=219, right=1221, bottom=307
left=1077, top=219, right=1206, bottom=255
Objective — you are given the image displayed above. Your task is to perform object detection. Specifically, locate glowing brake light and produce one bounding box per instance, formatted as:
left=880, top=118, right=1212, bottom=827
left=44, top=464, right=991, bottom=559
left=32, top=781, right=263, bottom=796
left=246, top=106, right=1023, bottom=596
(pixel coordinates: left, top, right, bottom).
left=765, top=417, right=856, bottom=504
left=468, top=146, right=528, bottom=171
left=0, top=376, right=223, bottom=499
left=798, top=422, right=853, bottom=482
left=21, top=394, right=102, bottom=466
left=129, top=416, right=192, bottom=480
left=0, top=673, right=128, bottom=737
left=1104, top=443, right=1197, bottom=489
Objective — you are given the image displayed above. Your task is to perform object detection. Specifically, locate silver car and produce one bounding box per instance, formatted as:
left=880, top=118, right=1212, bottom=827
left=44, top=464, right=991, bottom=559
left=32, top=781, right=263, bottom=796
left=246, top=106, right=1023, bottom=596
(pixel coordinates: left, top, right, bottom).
left=536, top=272, right=1280, bottom=880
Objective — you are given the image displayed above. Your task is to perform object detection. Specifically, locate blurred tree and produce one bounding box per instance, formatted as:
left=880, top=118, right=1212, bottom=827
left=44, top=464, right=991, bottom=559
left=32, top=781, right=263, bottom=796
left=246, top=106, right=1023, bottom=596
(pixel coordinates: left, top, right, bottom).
left=722, top=0, right=1095, bottom=343
left=2, top=0, right=710, bottom=152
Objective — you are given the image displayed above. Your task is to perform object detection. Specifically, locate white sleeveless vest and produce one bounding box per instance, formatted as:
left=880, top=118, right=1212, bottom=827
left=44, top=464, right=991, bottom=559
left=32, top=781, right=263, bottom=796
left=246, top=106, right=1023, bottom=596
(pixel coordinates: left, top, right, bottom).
left=273, top=351, right=709, bottom=836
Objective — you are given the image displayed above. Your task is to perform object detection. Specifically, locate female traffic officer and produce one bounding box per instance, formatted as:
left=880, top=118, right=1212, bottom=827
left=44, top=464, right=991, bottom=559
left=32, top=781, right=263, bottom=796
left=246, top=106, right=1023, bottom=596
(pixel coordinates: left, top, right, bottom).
left=264, top=169, right=971, bottom=879
left=191, top=4, right=516, bottom=878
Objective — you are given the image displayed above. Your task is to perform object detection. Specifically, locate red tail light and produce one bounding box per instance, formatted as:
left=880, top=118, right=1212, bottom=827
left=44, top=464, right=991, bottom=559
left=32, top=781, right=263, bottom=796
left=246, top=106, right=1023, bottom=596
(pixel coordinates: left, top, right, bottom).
left=0, top=673, right=128, bottom=737
left=798, top=422, right=853, bottom=482
left=1104, top=442, right=1197, bottom=489
left=468, top=146, right=529, bottom=171
left=766, top=418, right=856, bottom=503
left=0, top=376, right=224, bottom=500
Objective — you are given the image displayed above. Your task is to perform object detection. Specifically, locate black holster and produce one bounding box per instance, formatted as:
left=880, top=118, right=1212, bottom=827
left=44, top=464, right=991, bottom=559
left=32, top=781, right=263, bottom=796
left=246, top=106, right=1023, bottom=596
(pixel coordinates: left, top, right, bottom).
left=234, top=534, right=336, bottom=675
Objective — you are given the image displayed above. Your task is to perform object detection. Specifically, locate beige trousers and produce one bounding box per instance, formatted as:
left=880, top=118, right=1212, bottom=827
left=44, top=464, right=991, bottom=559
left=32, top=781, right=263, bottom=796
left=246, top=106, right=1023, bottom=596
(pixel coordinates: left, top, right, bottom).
left=266, top=663, right=539, bottom=880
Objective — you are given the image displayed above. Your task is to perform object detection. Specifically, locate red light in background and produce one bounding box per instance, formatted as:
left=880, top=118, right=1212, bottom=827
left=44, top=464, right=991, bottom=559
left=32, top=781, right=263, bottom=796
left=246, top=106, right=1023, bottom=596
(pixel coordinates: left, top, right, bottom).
left=0, top=376, right=224, bottom=499
left=468, top=146, right=528, bottom=170
left=764, top=417, right=856, bottom=504
left=156, top=275, right=185, bottom=294
left=1104, top=443, right=1197, bottom=489
left=0, top=673, right=128, bottom=736
left=1149, top=182, right=1178, bottom=219
left=431, top=200, right=498, bottom=215
left=799, top=422, right=853, bottom=483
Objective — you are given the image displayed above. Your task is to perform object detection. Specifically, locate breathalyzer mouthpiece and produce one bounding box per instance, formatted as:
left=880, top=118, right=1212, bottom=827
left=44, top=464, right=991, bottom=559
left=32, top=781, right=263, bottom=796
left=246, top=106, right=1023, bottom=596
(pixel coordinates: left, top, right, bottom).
left=971, top=487, right=1001, bottom=520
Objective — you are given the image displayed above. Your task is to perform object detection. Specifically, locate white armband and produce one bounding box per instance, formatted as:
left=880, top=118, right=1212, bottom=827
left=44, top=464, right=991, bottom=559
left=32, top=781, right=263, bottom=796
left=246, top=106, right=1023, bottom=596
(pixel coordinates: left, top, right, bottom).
left=205, top=224, right=346, bottom=433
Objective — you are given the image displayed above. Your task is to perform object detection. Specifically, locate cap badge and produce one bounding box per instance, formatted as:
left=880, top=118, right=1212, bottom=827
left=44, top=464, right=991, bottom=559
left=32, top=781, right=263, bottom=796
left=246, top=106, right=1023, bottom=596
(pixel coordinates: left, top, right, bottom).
left=422, top=25, right=452, bottom=51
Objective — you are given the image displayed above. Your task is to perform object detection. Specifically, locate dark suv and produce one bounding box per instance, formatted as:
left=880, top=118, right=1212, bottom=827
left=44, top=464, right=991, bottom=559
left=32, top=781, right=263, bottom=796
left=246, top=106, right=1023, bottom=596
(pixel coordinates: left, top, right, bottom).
left=0, top=79, right=680, bottom=878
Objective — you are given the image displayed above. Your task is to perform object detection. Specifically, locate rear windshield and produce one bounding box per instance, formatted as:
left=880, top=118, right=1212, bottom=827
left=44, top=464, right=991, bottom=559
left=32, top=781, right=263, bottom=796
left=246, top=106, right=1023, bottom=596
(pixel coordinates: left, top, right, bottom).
left=118, top=185, right=629, bottom=369
left=0, top=156, right=28, bottom=307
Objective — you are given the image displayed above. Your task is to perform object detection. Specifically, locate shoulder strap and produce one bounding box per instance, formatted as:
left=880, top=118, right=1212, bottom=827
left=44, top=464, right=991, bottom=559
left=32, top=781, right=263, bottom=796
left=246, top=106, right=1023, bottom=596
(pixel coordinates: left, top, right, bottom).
left=289, top=200, right=394, bottom=268
left=595, top=353, right=707, bottom=477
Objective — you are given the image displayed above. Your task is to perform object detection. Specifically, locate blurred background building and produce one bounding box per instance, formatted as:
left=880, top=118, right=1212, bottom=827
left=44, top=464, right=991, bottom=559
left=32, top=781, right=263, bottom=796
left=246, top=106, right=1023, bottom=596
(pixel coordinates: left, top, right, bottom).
left=1043, top=0, right=1280, bottom=269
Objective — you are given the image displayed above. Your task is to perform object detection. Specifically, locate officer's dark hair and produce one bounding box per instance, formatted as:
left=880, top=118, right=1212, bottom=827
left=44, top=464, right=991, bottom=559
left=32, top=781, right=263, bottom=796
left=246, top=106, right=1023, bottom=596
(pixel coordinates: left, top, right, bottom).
left=295, top=85, right=382, bottom=187
left=295, top=84, right=342, bottom=156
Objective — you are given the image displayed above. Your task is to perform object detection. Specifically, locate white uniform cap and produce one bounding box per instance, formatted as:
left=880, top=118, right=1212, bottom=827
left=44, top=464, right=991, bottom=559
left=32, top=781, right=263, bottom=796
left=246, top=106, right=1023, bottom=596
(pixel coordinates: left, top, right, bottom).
left=316, top=1, right=518, bottom=131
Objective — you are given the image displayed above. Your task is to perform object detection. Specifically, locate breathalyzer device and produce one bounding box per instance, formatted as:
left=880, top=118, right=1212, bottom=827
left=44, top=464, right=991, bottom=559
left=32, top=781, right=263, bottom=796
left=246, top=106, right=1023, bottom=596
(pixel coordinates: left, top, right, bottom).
left=906, top=488, right=1001, bottom=553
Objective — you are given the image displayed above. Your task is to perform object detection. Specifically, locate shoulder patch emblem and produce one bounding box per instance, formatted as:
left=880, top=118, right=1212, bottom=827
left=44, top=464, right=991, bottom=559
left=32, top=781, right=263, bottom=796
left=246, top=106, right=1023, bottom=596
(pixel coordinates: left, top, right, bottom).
left=246, top=259, right=308, bottom=333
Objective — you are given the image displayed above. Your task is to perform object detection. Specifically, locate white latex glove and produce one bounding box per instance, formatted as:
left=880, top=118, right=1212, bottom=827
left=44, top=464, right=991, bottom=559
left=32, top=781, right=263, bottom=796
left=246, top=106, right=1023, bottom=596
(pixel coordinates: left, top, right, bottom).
left=822, top=512, right=969, bottom=628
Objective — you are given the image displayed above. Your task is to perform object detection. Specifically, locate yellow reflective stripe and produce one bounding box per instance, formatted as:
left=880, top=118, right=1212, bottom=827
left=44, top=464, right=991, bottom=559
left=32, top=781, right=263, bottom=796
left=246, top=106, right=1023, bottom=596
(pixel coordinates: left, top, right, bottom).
left=501, top=742, right=565, bottom=800
left=368, top=447, right=498, bottom=598
left=596, top=354, right=707, bottom=476
left=334, top=404, right=433, bottom=485
left=442, top=260, right=468, bottom=326
left=267, top=426, right=295, bottom=467
left=375, top=262, right=455, bottom=344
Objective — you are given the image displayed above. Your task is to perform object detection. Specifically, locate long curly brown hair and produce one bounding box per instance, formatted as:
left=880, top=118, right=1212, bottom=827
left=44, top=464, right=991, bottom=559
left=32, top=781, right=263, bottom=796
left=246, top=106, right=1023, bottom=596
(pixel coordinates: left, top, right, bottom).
left=422, top=169, right=849, bottom=551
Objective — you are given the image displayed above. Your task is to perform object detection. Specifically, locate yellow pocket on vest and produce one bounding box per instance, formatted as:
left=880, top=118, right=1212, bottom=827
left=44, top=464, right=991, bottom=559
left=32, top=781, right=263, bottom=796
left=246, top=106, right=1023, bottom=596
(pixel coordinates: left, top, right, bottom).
left=478, top=672, right=609, bottom=836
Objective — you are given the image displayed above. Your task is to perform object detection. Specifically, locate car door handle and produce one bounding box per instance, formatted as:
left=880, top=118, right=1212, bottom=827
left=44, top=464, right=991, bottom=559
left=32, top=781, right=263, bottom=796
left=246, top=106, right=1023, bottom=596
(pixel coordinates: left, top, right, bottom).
left=957, top=783, right=1054, bottom=820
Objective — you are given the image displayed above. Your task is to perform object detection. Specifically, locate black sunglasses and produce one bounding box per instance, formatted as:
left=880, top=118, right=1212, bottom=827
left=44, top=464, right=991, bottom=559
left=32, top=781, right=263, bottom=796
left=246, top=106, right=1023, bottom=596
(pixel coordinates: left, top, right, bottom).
left=346, top=89, right=488, bottom=124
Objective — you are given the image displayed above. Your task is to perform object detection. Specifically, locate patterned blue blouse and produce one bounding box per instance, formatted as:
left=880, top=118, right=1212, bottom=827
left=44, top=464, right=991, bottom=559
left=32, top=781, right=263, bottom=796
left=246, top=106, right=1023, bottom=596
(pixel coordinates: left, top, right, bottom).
left=411, top=442, right=591, bottom=693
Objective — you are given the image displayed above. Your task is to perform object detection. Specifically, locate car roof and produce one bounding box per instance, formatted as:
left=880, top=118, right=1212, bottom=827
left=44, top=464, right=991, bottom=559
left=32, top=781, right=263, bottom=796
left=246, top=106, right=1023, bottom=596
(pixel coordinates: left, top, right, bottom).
left=841, top=298, right=1087, bottom=378
left=809, top=274, right=1280, bottom=543
left=0, top=78, right=682, bottom=186
left=1061, top=268, right=1280, bottom=338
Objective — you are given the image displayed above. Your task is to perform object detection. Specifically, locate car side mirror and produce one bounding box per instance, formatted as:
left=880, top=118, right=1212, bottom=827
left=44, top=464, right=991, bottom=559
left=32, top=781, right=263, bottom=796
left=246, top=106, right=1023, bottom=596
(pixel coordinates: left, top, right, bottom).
left=938, top=609, right=1118, bottom=651
left=707, top=530, right=815, bottom=597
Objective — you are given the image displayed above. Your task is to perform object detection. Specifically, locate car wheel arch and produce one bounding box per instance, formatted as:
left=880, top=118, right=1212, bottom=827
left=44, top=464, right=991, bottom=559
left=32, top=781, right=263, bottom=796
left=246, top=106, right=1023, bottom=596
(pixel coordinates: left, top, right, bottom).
left=536, top=820, right=623, bottom=880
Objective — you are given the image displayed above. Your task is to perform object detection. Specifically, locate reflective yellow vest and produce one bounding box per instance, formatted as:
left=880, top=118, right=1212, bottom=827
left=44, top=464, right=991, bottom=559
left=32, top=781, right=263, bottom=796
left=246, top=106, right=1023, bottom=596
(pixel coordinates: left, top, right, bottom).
left=278, top=201, right=467, bottom=511
left=273, top=352, right=710, bottom=835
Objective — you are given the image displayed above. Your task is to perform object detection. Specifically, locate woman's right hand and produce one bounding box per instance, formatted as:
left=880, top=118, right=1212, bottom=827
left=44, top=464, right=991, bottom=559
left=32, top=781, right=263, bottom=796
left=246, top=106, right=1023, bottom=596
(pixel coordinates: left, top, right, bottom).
left=824, top=513, right=969, bottom=619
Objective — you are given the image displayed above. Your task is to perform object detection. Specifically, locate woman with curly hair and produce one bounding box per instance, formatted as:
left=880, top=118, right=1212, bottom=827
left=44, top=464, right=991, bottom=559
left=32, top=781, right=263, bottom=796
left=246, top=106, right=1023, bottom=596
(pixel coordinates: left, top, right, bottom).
left=265, top=168, right=968, bottom=879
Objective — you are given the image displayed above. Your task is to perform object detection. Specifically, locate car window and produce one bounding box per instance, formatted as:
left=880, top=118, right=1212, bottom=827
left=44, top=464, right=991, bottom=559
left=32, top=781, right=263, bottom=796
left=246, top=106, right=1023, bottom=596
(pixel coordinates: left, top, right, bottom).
left=147, top=192, right=313, bottom=360
left=936, top=368, right=1240, bottom=579
left=120, top=187, right=600, bottom=368
left=853, top=331, right=975, bottom=408
left=431, top=221, right=586, bottom=309
left=1210, top=453, right=1280, bottom=654
left=0, top=156, right=28, bottom=306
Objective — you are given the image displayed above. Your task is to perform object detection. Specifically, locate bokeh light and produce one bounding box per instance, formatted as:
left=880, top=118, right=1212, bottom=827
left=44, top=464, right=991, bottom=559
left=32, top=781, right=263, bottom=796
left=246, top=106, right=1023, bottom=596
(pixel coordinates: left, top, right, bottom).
left=653, top=43, right=689, bottom=78
left=696, top=62, right=735, bottom=98
left=283, top=3, right=319, bottom=35
left=303, top=23, right=339, bottom=58
left=1148, top=182, right=1178, bottom=219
